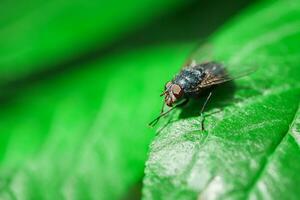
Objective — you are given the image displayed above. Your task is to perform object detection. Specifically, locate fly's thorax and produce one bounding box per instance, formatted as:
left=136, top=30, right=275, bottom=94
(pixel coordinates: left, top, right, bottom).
left=173, top=67, right=205, bottom=92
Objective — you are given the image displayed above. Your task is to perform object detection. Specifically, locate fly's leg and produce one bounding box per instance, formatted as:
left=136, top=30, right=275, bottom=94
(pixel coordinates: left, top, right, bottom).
left=200, top=92, right=212, bottom=131
left=160, top=101, right=165, bottom=114
left=149, top=98, right=189, bottom=127
left=177, top=98, right=189, bottom=107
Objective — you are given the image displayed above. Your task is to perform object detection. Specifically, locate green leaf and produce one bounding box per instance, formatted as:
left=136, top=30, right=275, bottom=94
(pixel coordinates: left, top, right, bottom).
left=0, top=1, right=255, bottom=199
left=0, top=0, right=185, bottom=82
left=143, top=0, right=300, bottom=199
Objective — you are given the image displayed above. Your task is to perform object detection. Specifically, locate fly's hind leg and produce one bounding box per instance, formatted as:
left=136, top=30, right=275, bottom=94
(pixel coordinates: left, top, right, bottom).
left=200, top=92, right=212, bottom=131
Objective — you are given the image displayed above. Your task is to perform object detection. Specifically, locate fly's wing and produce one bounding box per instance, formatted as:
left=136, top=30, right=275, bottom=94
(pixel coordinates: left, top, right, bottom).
left=182, top=40, right=213, bottom=69
left=198, top=65, right=257, bottom=88
left=183, top=42, right=258, bottom=90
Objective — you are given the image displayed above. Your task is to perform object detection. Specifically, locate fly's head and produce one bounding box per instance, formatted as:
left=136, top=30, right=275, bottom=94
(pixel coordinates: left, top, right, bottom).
left=161, top=81, right=184, bottom=107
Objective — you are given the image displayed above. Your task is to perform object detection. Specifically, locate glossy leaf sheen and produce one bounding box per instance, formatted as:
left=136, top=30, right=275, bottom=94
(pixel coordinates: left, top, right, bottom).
left=143, top=1, right=300, bottom=199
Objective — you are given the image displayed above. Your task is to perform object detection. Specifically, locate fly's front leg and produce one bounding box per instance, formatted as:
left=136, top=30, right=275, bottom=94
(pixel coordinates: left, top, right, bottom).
left=176, top=98, right=189, bottom=107
left=160, top=101, right=165, bottom=114
left=149, top=98, right=189, bottom=127
left=200, top=92, right=212, bottom=131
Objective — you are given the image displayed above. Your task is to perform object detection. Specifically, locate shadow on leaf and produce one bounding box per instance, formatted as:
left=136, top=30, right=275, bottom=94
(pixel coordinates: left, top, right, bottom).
left=179, top=82, right=236, bottom=119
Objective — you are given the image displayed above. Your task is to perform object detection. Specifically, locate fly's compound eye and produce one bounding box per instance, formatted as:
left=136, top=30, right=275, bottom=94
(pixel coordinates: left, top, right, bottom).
left=171, top=84, right=183, bottom=98
left=165, top=81, right=172, bottom=89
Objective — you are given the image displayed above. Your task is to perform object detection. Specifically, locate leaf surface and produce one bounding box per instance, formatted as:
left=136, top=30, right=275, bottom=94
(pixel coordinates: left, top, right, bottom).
left=0, top=1, right=255, bottom=199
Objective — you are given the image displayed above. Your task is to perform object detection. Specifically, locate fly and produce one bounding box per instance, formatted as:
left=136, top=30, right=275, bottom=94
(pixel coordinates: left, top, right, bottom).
left=149, top=59, right=254, bottom=130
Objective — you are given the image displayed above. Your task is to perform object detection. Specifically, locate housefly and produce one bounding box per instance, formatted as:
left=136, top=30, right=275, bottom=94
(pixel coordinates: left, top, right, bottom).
left=149, top=53, right=255, bottom=130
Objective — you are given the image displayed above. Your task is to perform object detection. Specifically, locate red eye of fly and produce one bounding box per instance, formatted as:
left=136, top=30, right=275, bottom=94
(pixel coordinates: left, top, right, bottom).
left=171, top=84, right=183, bottom=98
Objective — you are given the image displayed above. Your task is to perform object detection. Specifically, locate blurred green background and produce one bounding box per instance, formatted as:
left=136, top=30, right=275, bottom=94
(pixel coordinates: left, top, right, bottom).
left=1, top=0, right=300, bottom=199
